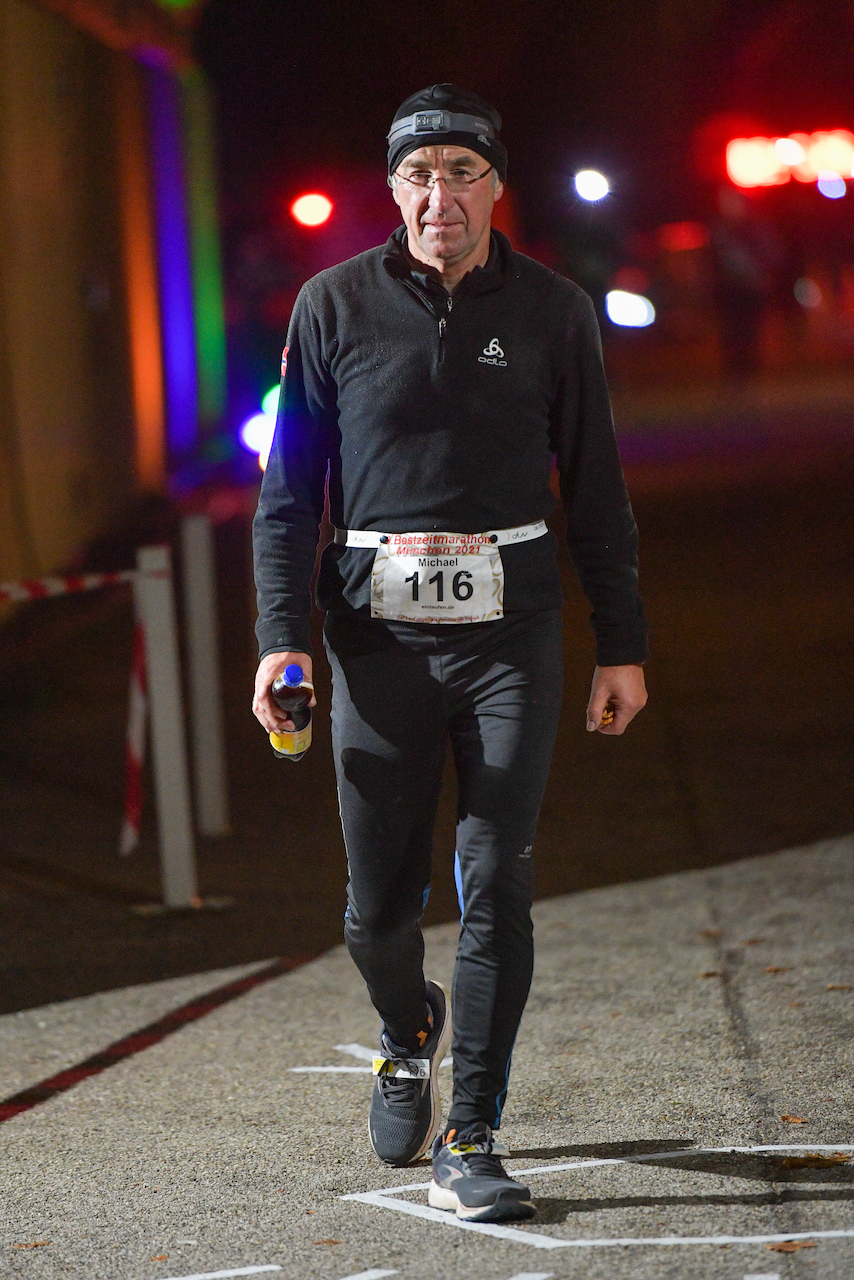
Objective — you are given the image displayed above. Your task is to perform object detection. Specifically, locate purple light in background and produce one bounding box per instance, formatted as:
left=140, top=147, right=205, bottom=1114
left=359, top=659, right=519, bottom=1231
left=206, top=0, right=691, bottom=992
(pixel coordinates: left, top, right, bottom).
left=146, top=67, right=198, bottom=457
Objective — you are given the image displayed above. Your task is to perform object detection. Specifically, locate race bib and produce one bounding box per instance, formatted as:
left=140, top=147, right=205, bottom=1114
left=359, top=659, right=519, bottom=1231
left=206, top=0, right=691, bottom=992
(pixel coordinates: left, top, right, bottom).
left=370, top=533, right=504, bottom=623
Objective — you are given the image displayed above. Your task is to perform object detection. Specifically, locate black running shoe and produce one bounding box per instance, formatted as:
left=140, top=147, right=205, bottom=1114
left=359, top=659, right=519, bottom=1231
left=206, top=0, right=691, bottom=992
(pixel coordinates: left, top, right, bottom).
left=428, top=1120, right=535, bottom=1222
left=368, top=980, right=451, bottom=1166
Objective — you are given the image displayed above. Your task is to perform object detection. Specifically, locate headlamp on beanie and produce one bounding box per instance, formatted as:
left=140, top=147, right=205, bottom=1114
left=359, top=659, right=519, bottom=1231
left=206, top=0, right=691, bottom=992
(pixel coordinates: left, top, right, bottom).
left=387, top=83, right=507, bottom=182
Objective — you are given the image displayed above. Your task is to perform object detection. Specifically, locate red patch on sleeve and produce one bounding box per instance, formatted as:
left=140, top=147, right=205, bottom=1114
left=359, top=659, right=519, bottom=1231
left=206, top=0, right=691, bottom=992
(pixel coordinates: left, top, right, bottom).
left=281, top=346, right=289, bottom=377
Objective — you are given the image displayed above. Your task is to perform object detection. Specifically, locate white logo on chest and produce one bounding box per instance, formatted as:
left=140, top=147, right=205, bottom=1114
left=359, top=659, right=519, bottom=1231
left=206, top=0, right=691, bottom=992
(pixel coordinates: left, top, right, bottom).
left=479, top=337, right=507, bottom=366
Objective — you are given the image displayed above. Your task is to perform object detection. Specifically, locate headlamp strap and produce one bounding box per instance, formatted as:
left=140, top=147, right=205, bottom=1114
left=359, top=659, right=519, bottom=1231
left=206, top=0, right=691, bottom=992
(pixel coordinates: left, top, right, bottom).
left=387, top=110, right=495, bottom=145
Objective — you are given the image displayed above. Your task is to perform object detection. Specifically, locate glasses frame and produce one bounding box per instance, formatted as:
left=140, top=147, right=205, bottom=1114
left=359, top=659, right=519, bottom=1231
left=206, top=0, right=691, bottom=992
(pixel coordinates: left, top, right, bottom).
left=390, top=164, right=495, bottom=194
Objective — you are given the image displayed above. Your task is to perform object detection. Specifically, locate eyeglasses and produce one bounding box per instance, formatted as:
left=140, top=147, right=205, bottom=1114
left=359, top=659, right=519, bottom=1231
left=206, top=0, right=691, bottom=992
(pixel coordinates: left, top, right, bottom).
left=390, top=164, right=494, bottom=194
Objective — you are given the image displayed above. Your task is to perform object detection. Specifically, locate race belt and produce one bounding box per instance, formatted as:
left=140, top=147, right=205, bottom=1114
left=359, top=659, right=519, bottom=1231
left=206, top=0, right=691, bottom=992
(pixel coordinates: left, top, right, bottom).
left=333, top=520, right=548, bottom=549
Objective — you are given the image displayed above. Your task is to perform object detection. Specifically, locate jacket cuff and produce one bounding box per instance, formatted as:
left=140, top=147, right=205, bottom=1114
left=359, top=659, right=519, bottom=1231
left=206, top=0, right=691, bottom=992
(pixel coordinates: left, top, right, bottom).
left=594, top=639, right=650, bottom=667
left=256, top=617, right=313, bottom=660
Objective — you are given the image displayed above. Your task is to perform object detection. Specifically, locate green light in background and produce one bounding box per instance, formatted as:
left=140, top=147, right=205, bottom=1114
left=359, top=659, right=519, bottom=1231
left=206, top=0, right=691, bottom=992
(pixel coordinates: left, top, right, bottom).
left=261, top=386, right=280, bottom=417
left=179, top=68, right=227, bottom=427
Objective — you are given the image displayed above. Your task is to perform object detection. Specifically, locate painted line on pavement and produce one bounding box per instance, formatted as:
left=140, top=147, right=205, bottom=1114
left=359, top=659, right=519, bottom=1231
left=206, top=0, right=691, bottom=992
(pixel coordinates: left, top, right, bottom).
left=289, top=1042, right=451, bottom=1073
left=342, top=1144, right=854, bottom=1252
left=337, top=1270, right=398, bottom=1279
left=744, top=1274, right=780, bottom=1280
left=149, top=1267, right=282, bottom=1280
left=290, top=1065, right=373, bottom=1073
left=1, top=957, right=314, bottom=1123
left=506, top=1273, right=554, bottom=1279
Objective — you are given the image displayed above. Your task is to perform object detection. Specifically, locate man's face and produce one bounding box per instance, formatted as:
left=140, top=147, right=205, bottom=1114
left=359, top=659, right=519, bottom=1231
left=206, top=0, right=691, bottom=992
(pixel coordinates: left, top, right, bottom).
left=391, top=145, right=503, bottom=269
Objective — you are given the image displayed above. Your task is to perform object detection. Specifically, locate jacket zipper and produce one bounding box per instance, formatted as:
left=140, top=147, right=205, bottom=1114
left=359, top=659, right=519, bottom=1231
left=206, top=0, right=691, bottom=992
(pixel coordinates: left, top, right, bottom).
left=437, top=296, right=453, bottom=362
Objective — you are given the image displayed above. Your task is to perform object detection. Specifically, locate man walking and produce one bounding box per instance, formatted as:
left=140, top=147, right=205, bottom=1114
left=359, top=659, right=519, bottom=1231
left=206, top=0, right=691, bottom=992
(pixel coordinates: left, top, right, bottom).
left=253, top=84, right=648, bottom=1223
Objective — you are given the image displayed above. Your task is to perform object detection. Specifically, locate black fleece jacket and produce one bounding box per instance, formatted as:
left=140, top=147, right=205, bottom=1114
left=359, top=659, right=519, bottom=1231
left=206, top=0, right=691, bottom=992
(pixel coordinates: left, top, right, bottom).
left=253, top=227, right=648, bottom=665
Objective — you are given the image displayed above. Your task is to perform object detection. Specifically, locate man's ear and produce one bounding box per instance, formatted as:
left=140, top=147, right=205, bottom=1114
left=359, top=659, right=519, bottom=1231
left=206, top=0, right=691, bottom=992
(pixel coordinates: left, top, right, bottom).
left=389, top=178, right=402, bottom=210
left=493, top=181, right=505, bottom=203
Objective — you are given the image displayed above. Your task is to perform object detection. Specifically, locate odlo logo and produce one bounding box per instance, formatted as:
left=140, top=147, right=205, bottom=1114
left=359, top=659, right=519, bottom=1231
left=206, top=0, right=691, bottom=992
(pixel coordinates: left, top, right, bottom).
left=479, top=338, right=507, bottom=367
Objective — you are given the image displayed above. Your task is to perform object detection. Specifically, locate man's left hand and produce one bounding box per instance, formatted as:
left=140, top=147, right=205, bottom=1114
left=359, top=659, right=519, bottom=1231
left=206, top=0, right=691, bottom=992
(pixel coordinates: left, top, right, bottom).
left=586, top=664, right=647, bottom=735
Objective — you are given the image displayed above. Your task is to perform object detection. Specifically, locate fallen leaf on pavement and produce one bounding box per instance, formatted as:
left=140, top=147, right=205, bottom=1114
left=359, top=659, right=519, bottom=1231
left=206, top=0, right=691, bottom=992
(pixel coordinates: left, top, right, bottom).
left=700, top=971, right=721, bottom=978
left=767, top=1239, right=817, bottom=1252
left=826, top=983, right=851, bottom=991
left=763, top=966, right=792, bottom=974
left=780, top=1153, right=850, bottom=1168
left=698, top=929, right=722, bottom=938
left=312, top=1239, right=342, bottom=1245
left=149, top=1256, right=168, bottom=1262
left=13, top=1242, right=51, bottom=1249
left=781, top=1114, right=809, bottom=1123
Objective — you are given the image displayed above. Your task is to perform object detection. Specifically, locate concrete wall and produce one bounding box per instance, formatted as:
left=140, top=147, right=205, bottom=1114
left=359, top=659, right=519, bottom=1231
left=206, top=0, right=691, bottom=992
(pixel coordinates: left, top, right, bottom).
left=0, top=0, right=135, bottom=580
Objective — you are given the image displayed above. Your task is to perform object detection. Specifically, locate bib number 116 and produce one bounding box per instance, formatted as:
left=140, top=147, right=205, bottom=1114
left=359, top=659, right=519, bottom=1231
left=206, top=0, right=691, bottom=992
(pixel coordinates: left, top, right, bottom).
left=403, top=568, right=473, bottom=602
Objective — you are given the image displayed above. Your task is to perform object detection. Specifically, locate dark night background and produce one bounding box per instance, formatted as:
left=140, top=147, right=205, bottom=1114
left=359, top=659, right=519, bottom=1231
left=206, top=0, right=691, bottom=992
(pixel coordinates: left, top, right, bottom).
left=196, top=0, right=854, bottom=234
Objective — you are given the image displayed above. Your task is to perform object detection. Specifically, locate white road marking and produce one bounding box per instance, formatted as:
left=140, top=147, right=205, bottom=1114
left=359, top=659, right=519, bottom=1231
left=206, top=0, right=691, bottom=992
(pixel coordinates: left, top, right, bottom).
left=336, top=1271, right=398, bottom=1280
left=334, top=1043, right=375, bottom=1061
left=506, top=1273, right=554, bottom=1279
left=341, top=1144, right=854, bottom=1252
left=507, top=1143, right=854, bottom=1180
left=744, top=1274, right=781, bottom=1280
left=289, top=1065, right=373, bottom=1073
left=149, top=1267, right=282, bottom=1280
left=290, top=1043, right=451, bottom=1073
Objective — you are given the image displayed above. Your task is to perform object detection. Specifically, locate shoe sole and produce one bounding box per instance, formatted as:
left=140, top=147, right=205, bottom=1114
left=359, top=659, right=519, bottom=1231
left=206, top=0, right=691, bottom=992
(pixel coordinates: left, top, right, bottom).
left=369, top=979, right=453, bottom=1167
left=428, top=1181, right=536, bottom=1222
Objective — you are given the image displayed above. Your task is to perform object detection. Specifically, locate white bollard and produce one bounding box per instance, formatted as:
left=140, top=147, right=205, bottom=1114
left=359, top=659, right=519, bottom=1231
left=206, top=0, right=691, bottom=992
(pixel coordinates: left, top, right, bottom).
left=180, top=514, right=229, bottom=836
left=134, top=545, right=199, bottom=907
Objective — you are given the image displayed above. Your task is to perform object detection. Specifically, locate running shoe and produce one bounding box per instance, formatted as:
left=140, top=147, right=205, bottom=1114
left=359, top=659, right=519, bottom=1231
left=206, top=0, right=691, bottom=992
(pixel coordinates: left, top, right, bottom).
left=428, top=1120, right=535, bottom=1222
left=368, top=979, right=451, bottom=1166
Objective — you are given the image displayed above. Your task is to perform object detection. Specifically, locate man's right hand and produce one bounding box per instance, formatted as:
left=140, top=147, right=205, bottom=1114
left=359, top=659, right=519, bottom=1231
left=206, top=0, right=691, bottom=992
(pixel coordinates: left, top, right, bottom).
left=252, top=651, right=315, bottom=734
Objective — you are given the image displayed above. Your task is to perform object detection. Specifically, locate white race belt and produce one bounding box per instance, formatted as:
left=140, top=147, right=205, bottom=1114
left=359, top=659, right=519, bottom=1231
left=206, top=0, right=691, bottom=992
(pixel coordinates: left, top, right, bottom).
left=333, top=521, right=548, bottom=624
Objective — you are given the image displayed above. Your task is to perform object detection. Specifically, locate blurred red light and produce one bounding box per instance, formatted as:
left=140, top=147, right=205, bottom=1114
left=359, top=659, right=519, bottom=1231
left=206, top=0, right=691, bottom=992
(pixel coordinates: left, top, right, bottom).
left=657, top=221, right=709, bottom=253
left=727, top=130, right=854, bottom=188
left=291, top=193, right=333, bottom=227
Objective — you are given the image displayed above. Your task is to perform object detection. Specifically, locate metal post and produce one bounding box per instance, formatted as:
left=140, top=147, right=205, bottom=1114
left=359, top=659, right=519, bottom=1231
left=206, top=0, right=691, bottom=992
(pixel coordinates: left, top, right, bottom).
left=134, top=544, right=198, bottom=907
left=180, top=513, right=229, bottom=836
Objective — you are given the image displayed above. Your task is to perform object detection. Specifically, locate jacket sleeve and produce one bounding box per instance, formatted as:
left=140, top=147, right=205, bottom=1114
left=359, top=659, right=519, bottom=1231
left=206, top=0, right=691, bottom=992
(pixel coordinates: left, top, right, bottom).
left=550, top=290, right=649, bottom=666
left=253, top=285, right=337, bottom=658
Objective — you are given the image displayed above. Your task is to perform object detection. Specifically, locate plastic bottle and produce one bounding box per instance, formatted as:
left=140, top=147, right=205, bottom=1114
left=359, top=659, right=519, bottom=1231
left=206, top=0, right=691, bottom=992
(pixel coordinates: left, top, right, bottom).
left=269, top=663, right=313, bottom=761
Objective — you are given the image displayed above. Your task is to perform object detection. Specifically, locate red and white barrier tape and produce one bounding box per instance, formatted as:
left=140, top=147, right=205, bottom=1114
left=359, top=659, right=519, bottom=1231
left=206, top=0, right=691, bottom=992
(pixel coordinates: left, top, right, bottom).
left=119, top=620, right=148, bottom=856
left=0, top=570, right=134, bottom=604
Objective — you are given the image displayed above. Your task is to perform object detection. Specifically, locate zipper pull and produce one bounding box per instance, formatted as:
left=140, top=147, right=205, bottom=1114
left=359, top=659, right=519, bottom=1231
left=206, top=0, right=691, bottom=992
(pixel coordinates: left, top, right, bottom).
left=438, top=316, right=446, bottom=339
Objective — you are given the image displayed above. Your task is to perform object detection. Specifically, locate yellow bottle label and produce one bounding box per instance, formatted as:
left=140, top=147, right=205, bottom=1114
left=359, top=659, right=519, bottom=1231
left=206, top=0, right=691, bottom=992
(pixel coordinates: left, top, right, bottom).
left=269, top=722, right=312, bottom=755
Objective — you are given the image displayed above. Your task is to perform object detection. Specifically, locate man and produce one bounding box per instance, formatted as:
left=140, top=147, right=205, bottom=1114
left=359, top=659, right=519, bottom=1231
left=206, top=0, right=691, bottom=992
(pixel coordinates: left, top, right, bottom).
left=252, top=84, right=648, bottom=1224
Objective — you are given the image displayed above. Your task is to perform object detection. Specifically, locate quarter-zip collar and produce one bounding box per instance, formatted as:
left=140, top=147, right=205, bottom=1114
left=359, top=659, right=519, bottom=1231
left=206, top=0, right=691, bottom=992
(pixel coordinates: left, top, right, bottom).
left=382, top=224, right=510, bottom=316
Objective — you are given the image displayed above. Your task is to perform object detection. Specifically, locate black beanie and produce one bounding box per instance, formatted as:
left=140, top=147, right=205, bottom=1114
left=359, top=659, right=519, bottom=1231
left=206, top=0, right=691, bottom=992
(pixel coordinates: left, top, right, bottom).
left=387, top=84, right=507, bottom=182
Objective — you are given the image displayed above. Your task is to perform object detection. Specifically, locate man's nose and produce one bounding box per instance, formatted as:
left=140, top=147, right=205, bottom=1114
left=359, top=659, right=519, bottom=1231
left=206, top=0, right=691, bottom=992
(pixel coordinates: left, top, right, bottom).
left=427, top=177, right=456, bottom=212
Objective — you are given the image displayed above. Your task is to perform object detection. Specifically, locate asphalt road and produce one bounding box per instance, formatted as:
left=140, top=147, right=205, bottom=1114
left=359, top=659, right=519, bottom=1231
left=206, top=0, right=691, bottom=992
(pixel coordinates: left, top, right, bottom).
left=1, top=835, right=851, bottom=1279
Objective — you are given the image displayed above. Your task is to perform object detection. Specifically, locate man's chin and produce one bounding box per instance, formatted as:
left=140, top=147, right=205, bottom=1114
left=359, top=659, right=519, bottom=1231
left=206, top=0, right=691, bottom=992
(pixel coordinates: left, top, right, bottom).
left=418, top=232, right=468, bottom=262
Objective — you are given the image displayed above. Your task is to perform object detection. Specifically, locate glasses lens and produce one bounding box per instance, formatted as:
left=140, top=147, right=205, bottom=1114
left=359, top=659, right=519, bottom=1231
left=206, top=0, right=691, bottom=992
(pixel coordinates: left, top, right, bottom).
left=400, top=170, right=487, bottom=192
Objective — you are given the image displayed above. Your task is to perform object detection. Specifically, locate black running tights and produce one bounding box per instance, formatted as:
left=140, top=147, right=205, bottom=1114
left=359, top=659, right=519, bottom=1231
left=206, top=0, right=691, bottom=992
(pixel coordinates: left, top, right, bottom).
left=323, top=607, right=563, bottom=1128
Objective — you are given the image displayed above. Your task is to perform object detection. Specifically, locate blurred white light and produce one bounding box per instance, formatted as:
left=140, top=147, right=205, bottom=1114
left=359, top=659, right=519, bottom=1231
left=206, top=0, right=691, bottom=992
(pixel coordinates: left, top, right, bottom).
left=817, top=169, right=846, bottom=199
left=239, top=411, right=276, bottom=470
left=794, top=277, right=822, bottom=308
left=575, top=169, right=610, bottom=201
left=774, top=137, right=806, bottom=166
left=605, top=290, right=655, bottom=327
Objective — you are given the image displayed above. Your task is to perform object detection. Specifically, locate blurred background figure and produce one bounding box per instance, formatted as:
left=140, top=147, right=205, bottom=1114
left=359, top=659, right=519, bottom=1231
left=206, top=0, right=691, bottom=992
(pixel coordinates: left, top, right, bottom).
left=709, top=187, right=784, bottom=379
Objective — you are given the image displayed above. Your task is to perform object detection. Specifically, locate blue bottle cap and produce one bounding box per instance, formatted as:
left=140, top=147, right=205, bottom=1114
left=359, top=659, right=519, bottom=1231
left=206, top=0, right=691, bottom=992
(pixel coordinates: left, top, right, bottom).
left=284, top=663, right=304, bottom=686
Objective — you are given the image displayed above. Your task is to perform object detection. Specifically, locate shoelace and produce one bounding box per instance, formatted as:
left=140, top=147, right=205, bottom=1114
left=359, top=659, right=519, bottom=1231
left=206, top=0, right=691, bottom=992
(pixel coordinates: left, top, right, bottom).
left=451, top=1129, right=509, bottom=1179
left=378, top=1055, right=426, bottom=1107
